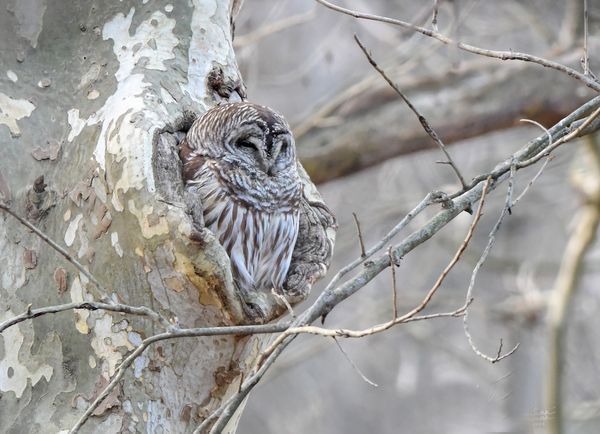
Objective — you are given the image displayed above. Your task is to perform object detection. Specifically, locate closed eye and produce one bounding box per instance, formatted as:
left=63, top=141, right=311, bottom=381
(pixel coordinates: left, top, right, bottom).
left=280, top=141, right=288, bottom=155
left=277, top=139, right=291, bottom=160
left=236, top=138, right=257, bottom=150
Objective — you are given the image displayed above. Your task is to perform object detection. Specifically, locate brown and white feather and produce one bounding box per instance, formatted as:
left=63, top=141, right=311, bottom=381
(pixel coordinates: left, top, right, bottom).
left=180, top=103, right=302, bottom=304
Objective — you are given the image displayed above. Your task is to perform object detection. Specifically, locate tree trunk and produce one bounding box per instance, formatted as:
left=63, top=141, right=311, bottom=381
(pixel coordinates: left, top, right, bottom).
left=0, top=1, right=337, bottom=432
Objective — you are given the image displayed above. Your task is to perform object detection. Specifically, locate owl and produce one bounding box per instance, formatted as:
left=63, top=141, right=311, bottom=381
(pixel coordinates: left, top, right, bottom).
left=179, top=103, right=303, bottom=314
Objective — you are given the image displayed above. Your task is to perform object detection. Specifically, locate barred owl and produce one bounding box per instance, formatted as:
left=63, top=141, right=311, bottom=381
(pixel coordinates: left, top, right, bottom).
left=179, top=103, right=302, bottom=313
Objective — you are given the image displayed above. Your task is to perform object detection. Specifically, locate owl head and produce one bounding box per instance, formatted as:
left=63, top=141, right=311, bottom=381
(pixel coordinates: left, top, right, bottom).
left=182, top=102, right=298, bottom=181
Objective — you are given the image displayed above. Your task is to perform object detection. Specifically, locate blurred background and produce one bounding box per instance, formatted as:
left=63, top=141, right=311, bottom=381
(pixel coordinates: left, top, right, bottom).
left=231, top=1, right=600, bottom=433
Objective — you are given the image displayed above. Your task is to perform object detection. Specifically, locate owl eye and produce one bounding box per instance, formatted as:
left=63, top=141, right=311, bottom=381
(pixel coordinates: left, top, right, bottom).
left=236, top=138, right=257, bottom=151
left=280, top=141, right=288, bottom=155
left=277, top=139, right=291, bottom=160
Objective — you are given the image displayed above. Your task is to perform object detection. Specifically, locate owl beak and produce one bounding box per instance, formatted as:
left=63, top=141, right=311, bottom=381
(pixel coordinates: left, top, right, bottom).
left=256, top=153, right=273, bottom=175
left=262, top=143, right=281, bottom=176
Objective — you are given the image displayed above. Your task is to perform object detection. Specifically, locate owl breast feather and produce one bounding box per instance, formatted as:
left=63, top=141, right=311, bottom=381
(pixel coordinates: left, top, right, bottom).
left=190, top=164, right=300, bottom=295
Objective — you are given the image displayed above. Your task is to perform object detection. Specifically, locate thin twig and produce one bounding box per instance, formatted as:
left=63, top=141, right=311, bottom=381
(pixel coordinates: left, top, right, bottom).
left=0, top=203, right=175, bottom=330
left=333, top=337, right=378, bottom=387
left=516, top=106, right=600, bottom=170
left=583, top=0, right=589, bottom=76
left=321, top=193, right=433, bottom=298
left=0, top=301, right=169, bottom=333
left=462, top=165, right=520, bottom=363
left=315, top=0, right=600, bottom=92
left=0, top=203, right=111, bottom=303
left=352, top=212, right=367, bottom=258
left=271, top=288, right=296, bottom=319
left=388, top=246, right=398, bottom=319
left=260, top=305, right=469, bottom=342
left=354, top=34, right=468, bottom=189
left=432, top=0, right=440, bottom=31
left=513, top=156, right=553, bottom=208
left=511, top=118, right=556, bottom=207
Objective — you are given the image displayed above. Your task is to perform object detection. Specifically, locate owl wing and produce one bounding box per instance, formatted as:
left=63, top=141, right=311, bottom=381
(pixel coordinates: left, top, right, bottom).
left=178, top=136, right=209, bottom=230
left=283, top=164, right=337, bottom=304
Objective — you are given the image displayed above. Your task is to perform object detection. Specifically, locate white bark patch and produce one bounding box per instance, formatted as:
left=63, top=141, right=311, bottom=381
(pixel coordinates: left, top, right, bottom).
left=127, top=199, right=169, bottom=238
left=111, top=231, right=124, bottom=257
left=0, top=92, right=36, bottom=137
left=64, top=213, right=83, bottom=247
left=65, top=8, right=179, bottom=209
left=164, top=4, right=173, bottom=12
left=183, top=0, right=237, bottom=104
left=77, top=226, right=90, bottom=259
left=0, top=310, right=53, bottom=399
left=6, top=70, right=18, bottom=82
left=90, top=313, right=135, bottom=377
left=0, top=225, right=26, bottom=294
left=66, top=109, right=85, bottom=142
left=70, top=277, right=90, bottom=334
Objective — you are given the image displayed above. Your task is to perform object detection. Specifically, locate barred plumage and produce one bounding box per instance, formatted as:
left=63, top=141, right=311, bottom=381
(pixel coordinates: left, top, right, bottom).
left=180, top=103, right=302, bottom=309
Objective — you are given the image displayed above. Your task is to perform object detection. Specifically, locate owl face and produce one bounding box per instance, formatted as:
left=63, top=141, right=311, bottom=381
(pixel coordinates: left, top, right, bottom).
left=183, top=102, right=302, bottom=211
left=220, top=112, right=295, bottom=178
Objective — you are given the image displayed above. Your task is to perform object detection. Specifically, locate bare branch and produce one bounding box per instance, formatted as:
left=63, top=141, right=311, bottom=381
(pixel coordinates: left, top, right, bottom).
left=352, top=212, right=367, bottom=258
left=0, top=301, right=169, bottom=333
left=432, top=0, right=440, bottom=31
left=511, top=118, right=555, bottom=207
left=516, top=105, right=600, bottom=169
left=583, top=0, right=590, bottom=75
left=462, top=165, right=519, bottom=363
left=315, top=0, right=600, bottom=92
left=196, top=303, right=469, bottom=434
left=354, top=34, right=468, bottom=189
left=271, top=287, right=296, bottom=319
left=388, top=246, right=398, bottom=319
left=513, top=156, right=553, bottom=208
left=322, top=193, right=433, bottom=297
left=333, top=337, right=378, bottom=387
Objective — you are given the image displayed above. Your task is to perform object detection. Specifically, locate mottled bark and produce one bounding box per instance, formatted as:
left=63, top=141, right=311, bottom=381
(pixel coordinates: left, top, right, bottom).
left=0, top=1, right=335, bottom=432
